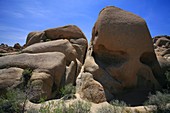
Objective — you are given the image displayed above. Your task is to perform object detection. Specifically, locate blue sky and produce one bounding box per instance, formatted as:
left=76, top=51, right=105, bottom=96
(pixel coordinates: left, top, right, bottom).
left=0, top=0, right=170, bottom=46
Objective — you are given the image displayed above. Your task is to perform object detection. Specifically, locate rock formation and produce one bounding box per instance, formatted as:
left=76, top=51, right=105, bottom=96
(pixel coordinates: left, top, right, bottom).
left=0, top=25, right=88, bottom=102
left=0, top=43, right=22, bottom=54
left=154, top=35, right=170, bottom=75
left=0, top=6, right=168, bottom=108
left=76, top=6, right=165, bottom=105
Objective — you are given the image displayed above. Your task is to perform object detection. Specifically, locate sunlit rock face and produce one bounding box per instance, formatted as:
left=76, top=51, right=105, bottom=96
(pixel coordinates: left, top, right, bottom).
left=76, top=6, right=165, bottom=105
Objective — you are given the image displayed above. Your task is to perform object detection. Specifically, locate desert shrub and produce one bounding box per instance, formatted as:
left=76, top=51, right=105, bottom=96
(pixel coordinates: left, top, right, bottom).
left=110, top=99, right=127, bottom=107
left=165, top=70, right=170, bottom=89
left=97, top=100, right=128, bottom=113
left=59, top=84, right=76, bottom=100
left=39, top=100, right=91, bottom=113
left=0, top=89, right=26, bottom=113
left=67, top=100, right=91, bottom=113
left=145, top=91, right=170, bottom=113
left=22, top=68, right=33, bottom=87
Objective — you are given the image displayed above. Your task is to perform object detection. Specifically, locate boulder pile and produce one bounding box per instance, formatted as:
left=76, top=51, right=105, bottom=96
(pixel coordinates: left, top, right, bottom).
left=0, top=25, right=88, bottom=102
left=0, top=6, right=168, bottom=107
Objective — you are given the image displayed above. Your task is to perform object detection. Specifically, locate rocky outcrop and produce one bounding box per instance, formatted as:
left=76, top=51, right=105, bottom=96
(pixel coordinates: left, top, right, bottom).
left=0, top=6, right=168, bottom=107
left=0, top=43, right=22, bottom=54
left=0, top=52, right=66, bottom=101
left=0, top=25, right=88, bottom=102
left=154, top=35, right=170, bottom=74
left=76, top=6, right=165, bottom=105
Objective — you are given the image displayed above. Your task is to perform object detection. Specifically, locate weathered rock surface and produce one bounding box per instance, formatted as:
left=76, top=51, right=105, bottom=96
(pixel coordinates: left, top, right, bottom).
left=44, top=25, right=85, bottom=40
left=76, top=6, right=164, bottom=105
left=26, top=31, right=46, bottom=46
left=0, top=67, right=23, bottom=94
left=22, top=39, right=77, bottom=64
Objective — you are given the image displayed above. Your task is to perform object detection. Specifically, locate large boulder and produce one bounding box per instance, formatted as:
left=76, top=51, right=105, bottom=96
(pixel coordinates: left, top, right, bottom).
left=26, top=31, right=46, bottom=47
left=22, top=39, right=77, bottom=64
left=76, top=6, right=165, bottom=105
left=0, top=52, right=66, bottom=101
left=44, top=25, right=85, bottom=40
left=0, top=25, right=88, bottom=102
left=25, top=25, right=88, bottom=63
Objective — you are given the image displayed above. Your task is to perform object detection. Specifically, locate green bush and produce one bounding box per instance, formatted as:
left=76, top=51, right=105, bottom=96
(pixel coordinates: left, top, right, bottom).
left=22, top=68, right=33, bottom=88
left=39, top=100, right=91, bottom=113
left=145, top=91, right=170, bottom=113
left=110, top=99, right=127, bottom=107
left=67, top=100, right=91, bottom=113
left=165, top=70, right=170, bottom=89
left=60, top=84, right=76, bottom=96
left=59, top=84, right=76, bottom=100
left=0, top=89, right=26, bottom=113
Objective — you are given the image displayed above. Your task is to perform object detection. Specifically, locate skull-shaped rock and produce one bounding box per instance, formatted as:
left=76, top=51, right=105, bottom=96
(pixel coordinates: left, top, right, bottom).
left=77, top=6, right=165, bottom=105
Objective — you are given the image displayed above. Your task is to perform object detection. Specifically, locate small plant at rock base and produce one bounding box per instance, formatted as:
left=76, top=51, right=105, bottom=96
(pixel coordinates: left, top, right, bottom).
left=59, top=83, right=76, bottom=100
left=39, top=100, right=91, bottom=113
left=145, top=91, right=170, bottom=113
left=165, top=70, right=170, bottom=89
left=22, top=68, right=33, bottom=88
left=0, top=89, right=26, bottom=113
left=110, top=99, right=127, bottom=107
left=67, top=100, right=91, bottom=113
left=97, top=100, right=128, bottom=113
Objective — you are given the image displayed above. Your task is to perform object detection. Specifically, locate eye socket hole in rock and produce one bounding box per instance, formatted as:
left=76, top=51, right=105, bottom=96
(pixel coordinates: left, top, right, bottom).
left=93, top=45, right=128, bottom=68
left=139, top=52, right=166, bottom=87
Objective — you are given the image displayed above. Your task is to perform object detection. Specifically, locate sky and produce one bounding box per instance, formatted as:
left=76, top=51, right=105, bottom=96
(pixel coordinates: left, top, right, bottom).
left=0, top=0, right=170, bottom=46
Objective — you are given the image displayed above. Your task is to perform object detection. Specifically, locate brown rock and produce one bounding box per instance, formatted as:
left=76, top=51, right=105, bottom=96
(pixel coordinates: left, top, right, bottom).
left=0, top=67, right=23, bottom=94
left=155, top=37, right=170, bottom=47
left=76, top=72, right=106, bottom=103
left=22, top=39, right=77, bottom=64
left=0, top=52, right=66, bottom=71
left=24, top=25, right=88, bottom=63
left=26, top=31, right=46, bottom=46
left=29, top=71, right=53, bottom=102
left=13, top=43, right=21, bottom=49
left=77, top=6, right=164, bottom=105
left=0, top=52, right=66, bottom=101
left=44, top=25, right=86, bottom=40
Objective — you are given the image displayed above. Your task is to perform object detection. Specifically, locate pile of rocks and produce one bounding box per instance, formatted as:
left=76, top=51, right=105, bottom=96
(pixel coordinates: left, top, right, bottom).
left=153, top=35, right=170, bottom=75
left=0, top=43, right=22, bottom=53
left=0, top=6, right=168, bottom=107
left=0, top=25, right=87, bottom=102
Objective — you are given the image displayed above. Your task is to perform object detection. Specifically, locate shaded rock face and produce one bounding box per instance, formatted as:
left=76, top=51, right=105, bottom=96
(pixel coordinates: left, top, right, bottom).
left=0, top=25, right=88, bottom=102
left=76, top=6, right=164, bottom=105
